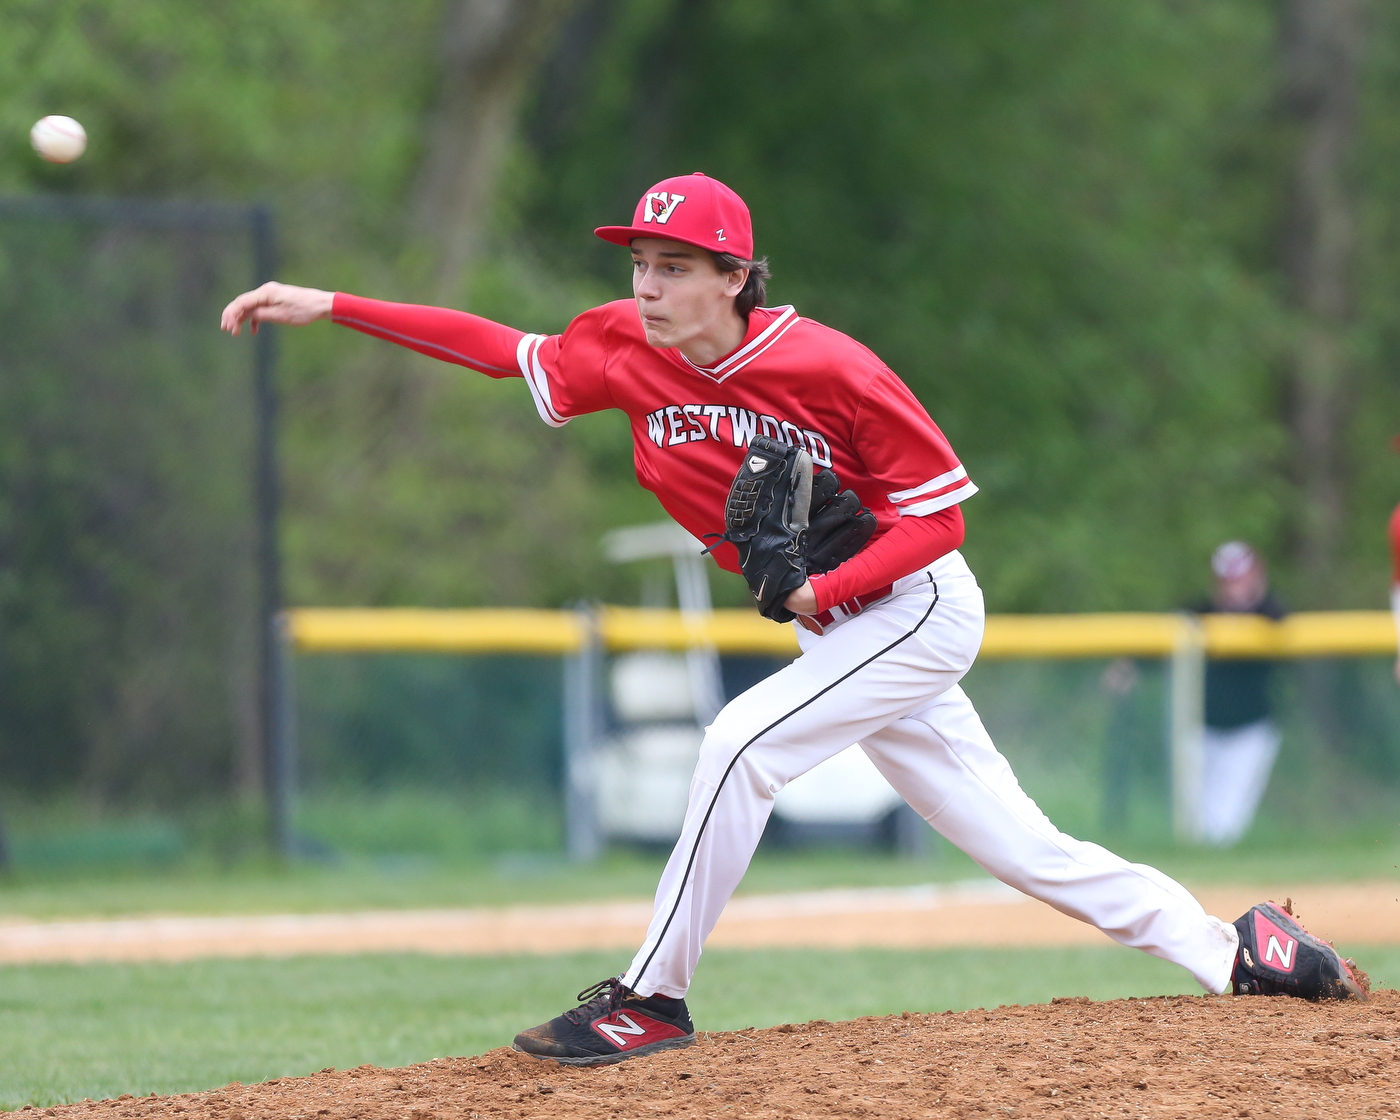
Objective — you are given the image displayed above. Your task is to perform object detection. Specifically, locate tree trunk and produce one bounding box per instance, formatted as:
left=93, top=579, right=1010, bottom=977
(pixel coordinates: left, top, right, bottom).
left=410, top=0, right=577, bottom=303
left=1278, top=0, right=1364, bottom=597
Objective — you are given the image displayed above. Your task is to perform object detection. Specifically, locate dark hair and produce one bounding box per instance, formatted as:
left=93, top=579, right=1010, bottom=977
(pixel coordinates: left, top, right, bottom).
left=712, top=252, right=771, bottom=317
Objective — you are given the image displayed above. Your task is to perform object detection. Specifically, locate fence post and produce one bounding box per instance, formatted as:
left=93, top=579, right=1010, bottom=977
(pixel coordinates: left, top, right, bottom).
left=1169, top=614, right=1206, bottom=843
left=563, top=605, right=603, bottom=861
left=269, top=611, right=300, bottom=856
left=249, top=204, right=290, bottom=856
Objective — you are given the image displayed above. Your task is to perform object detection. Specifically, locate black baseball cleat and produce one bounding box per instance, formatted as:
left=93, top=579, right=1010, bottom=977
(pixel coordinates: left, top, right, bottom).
left=512, top=977, right=697, bottom=1066
left=1231, top=902, right=1366, bottom=1001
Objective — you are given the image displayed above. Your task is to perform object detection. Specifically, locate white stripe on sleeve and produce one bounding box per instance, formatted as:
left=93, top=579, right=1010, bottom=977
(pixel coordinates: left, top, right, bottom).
left=516, top=334, right=570, bottom=428
left=887, top=465, right=967, bottom=505
left=897, top=479, right=979, bottom=516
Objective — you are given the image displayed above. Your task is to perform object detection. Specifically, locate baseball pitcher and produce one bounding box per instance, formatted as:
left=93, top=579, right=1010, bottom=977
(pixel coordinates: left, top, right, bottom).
left=222, top=173, right=1363, bottom=1066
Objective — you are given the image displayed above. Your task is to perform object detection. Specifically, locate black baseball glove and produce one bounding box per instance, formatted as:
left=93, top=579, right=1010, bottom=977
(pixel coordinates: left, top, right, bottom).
left=705, top=437, right=877, bottom=623
left=704, top=436, right=813, bottom=621
left=806, top=464, right=877, bottom=575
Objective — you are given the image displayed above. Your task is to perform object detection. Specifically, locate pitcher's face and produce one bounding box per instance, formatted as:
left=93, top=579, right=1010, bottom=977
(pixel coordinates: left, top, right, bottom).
left=630, top=238, right=747, bottom=352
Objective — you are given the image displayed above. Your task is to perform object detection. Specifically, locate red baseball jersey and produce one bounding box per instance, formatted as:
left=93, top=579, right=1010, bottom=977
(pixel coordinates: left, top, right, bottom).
left=333, top=294, right=976, bottom=609
left=1390, top=501, right=1400, bottom=585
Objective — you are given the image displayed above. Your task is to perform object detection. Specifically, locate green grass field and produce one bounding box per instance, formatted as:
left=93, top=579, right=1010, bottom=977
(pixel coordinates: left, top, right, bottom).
left=7, top=943, right=1398, bottom=1109
left=1, top=832, right=1398, bottom=921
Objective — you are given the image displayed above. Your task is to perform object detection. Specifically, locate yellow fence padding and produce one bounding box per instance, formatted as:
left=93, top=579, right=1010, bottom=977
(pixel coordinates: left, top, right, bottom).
left=288, top=608, right=586, bottom=654
left=286, top=607, right=1399, bottom=659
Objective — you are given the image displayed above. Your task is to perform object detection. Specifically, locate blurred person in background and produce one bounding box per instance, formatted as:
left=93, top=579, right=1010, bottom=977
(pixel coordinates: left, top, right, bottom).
left=1195, top=541, right=1286, bottom=847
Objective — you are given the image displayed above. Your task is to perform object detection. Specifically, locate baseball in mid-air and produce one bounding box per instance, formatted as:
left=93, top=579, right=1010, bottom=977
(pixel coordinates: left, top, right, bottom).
left=30, top=115, right=87, bottom=163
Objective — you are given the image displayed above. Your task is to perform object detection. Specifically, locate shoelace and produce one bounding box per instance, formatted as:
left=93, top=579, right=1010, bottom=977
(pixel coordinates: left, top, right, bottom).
left=699, top=530, right=732, bottom=556
left=562, top=977, right=627, bottom=1024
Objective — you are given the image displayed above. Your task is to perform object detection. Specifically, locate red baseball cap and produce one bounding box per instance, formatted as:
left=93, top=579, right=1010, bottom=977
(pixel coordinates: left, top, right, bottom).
left=595, top=172, right=753, bottom=259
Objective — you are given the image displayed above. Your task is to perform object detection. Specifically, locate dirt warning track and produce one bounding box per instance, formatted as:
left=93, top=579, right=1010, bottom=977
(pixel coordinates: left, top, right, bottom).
left=25, top=989, right=1400, bottom=1119
left=0, top=880, right=1395, bottom=963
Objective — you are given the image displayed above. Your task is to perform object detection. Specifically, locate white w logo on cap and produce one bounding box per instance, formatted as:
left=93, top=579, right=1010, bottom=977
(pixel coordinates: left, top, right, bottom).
left=643, top=192, right=686, bottom=224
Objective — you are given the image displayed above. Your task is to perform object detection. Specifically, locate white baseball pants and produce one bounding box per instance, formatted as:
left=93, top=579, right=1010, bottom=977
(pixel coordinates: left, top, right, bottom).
left=622, top=551, right=1239, bottom=999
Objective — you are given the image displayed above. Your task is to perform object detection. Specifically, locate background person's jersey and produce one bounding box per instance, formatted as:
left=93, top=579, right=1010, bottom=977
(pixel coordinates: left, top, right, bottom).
left=1390, top=501, right=1400, bottom=587
left=332, top=295, right=975, bottom=579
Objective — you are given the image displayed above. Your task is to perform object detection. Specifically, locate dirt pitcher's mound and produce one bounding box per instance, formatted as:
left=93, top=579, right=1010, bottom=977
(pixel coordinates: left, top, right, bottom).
left=23, top=990, right=1400, bottom=1118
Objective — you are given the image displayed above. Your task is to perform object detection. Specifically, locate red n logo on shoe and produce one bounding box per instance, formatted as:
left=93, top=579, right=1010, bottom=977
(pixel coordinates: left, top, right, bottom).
left=592, top=1011, right=687, bottom=1051
left=1253, top=910, right=1298, bottom=973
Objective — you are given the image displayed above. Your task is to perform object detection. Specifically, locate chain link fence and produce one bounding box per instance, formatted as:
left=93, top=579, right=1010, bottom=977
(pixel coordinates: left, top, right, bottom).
left=0, top=196, right=284, bottom=860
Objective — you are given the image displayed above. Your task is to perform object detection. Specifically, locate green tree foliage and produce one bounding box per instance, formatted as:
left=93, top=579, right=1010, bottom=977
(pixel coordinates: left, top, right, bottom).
left=1347, top=0, right=1400, bottom=601
left=0, top=2, right=436, bottom=224
left=0, top=1, right=645, bottom=801
left=0, top=213, right=259, bottom=797
left=0, top=0, right=636, bottom=615
left=0, top=0, right=451, bottom=799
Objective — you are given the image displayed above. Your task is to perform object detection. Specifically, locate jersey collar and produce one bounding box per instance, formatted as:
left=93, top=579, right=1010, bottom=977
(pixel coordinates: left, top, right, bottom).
left=673, top=305, right=800, bottom=384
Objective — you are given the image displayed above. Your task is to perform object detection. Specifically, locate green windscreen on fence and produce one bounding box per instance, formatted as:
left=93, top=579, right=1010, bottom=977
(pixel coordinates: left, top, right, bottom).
left=965, top=656, right=1400, bottom=848
left=0, top=197, right=270, bottom=807
left=291, top=653, right=566, bottom=856
left=285, top=648, right=1400, bottom=861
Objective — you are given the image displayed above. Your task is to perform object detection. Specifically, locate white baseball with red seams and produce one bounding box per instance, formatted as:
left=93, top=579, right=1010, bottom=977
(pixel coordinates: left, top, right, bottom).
left=30, top=115, right=87, bottom=163
left=325, top=170, right=1242, bottom=1005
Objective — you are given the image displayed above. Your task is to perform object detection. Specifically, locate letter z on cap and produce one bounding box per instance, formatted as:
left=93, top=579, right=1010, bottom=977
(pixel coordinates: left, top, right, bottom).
left=595, top=172, right=753, bottom=258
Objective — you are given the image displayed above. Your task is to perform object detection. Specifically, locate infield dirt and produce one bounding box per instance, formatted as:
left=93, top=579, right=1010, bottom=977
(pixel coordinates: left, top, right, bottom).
left=23, top=988, right=1399, bottom=1119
